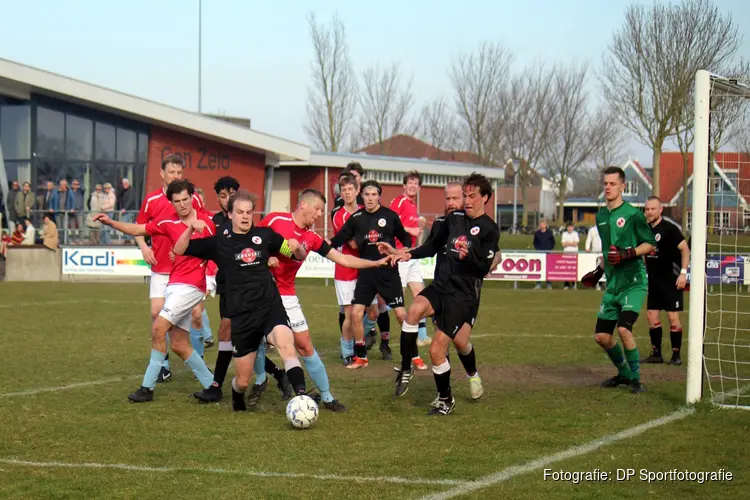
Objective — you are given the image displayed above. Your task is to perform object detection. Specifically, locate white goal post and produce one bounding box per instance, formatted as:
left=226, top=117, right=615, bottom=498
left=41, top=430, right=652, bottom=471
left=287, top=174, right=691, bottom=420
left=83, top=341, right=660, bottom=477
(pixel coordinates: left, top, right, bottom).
left=687, top=70, right=750, bottom=407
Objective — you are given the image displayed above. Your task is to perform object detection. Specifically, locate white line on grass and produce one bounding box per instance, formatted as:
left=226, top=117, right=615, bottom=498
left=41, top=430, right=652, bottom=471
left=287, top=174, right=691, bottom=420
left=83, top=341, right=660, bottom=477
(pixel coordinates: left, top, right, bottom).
left=0, top=458, right=469, bottom=486
left=0, top=377, right=139, bottom=398
left=420, top=407, right=695, bottom=500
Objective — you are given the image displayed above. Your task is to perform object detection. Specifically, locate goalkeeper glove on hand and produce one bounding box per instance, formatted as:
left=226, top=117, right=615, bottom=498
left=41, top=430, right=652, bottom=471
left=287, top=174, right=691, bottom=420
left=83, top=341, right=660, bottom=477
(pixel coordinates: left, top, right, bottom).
left=607, top=246, right=637, bottom=266
left=581, top=266, right=604, bottom=288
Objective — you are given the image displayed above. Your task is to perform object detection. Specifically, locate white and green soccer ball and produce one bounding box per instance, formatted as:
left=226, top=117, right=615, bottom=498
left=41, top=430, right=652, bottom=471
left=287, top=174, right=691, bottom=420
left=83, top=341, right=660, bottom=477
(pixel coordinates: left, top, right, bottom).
left=286, top=395, right=319, bottom=429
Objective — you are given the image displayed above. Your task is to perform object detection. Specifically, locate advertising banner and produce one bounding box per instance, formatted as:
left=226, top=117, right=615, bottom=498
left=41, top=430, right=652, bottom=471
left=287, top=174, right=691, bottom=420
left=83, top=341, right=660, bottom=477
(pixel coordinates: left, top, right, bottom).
left=706, top=255, right=745, bottom=285
left=546, top=253, right=579, bottom=282
left=487, top=252, right=545, bottom=281
left=62, top=247, right=150, bottom=276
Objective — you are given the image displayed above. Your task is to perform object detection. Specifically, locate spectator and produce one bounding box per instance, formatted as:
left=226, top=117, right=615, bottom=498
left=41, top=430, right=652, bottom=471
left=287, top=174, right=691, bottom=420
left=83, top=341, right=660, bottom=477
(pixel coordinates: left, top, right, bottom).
left=561, top=223, right=580, bottom=289
left=86, top=184, right=105, bottom=244
left=195, top=187, right=205, bottom=207
left=69, top=179, right=86, bottom=242
left=0, top=190, right=4, bottom=231
left=50, top=179, right=74, bottom=231
left=7, top=180, right=20, bottom=227
left=118, top=178, right=137, bottom=242
left=533, top=220, right=555, bottom=289
left=100, top=182, right=116, bottom=244
left=22, top=218, right=36, bottom=246
left=39, top=180, right=55, bottom=211
left=14, top=182, right=34, bottom=223
left=10, top=222, right=25, bottom=245
left=417, top=216, right=429, bottom=246
left=40, top=213, right=59, bottom=250
left=585, top=224, right=603, bottom=290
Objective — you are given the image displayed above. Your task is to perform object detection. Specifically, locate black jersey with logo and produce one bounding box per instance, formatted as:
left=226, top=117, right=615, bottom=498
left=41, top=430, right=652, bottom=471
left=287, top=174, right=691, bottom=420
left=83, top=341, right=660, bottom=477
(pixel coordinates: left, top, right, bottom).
left=645, top=219, right=685, bottom=282
left=329, top=205, right=411, bottom=261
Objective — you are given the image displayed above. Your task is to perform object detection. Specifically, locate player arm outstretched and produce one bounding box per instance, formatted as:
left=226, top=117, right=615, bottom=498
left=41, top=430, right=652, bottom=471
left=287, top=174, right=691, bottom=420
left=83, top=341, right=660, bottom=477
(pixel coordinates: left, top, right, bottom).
left=177, top=235, right=218, bottom=261
left=94, top=213, right=149, bottom=237
left=172, top=220, right=209, bottom=256
left=328, top=216, right=356, bottom=249
left=326, top=247, right=400, bottom=269
left=403, top=217, right=449, bottom=261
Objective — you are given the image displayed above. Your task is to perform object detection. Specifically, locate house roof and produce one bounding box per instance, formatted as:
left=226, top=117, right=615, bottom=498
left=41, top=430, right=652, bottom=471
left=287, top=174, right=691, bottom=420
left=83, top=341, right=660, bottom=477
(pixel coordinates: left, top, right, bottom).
left=357, top=134, right=483, bottom=164
left=0, top=57, right=309, bottom=162
left=280, top=151, right=505, bottom=179
left=665, top=151, right=750, bottom=207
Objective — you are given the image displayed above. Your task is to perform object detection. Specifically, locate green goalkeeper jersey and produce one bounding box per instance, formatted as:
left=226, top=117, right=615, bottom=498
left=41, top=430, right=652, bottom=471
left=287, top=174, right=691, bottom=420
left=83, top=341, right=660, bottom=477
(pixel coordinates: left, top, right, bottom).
left=595, top=201, right=656, bottom=294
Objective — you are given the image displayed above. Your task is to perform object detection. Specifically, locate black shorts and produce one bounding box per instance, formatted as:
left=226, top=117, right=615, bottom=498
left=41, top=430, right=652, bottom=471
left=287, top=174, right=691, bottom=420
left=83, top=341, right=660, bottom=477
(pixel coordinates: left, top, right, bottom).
left=647, top=283, right=684, bottom=312
left=219, top=293, right=229, bottom=319
left=353, top=268, right=404, bottom=308
left=421, top=283, right=477, bottom=339
left=230, top=298, right=290, bottom=358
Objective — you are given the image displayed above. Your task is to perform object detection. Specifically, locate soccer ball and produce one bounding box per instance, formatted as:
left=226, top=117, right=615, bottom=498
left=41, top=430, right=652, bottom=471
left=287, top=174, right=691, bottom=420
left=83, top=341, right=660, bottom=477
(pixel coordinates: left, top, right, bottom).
left=286, top=395, right=319, bottom=429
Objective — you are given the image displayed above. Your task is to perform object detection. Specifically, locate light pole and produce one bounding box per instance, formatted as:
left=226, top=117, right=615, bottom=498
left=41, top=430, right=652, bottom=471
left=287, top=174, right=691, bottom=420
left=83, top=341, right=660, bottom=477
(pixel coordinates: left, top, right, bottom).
left=512, top=159, right=519, bottom=234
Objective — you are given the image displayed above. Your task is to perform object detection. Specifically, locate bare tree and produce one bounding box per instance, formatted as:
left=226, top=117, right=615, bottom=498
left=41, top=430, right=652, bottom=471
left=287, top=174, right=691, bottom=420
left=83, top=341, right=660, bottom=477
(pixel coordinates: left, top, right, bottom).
left=590, top=107, right=627, bottom=171
left=354, top=61, right=416, bottom=152
left=571, top=166, right=605, bottom=199
left=418, top=96, right=461, bottom=157
left=500, top=61, right=557, bottom=226
left=544, top=64, right=600, bottom=222
left=450, top=41, right=513, bottom=165
left=304, top=13, right=358, bottom=152
left=601, top=0, right=741, bottom=197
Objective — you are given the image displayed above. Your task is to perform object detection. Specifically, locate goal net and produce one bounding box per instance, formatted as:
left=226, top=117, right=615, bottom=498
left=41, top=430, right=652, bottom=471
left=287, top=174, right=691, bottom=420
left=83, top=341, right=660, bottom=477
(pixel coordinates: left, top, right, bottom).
left=687, top=70, right=750, bottom=408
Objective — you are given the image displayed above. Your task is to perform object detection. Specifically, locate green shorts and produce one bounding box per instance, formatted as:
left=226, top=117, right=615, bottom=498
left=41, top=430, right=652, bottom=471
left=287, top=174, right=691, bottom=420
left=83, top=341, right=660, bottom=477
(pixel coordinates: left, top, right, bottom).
left=597, top=285, right=648, bottom=321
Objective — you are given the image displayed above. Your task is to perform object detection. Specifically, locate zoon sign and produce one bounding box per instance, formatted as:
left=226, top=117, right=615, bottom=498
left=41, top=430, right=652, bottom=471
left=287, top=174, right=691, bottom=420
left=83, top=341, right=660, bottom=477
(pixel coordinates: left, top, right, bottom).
left=490, top=252, right=546, bottom=281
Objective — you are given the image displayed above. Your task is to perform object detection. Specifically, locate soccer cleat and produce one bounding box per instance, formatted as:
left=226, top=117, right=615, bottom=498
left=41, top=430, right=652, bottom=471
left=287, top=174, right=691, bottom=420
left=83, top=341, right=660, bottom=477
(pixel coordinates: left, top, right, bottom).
left=156, top=367, right=172, bottom=383
left=413, top=357, right=428, bottom=371
left=669, top=353, right=683, bottom=366
left=642, top=350, right=664, bottom=364
left=128, top=386, right=154, bottom=403
left=394, top=369, right=413, bottom=397
left=630, top=379, right=646, bottom=394
left=305, top=391, right=322, bottom=404
left=246, top=379, right=267, bottom=407
left=600, top=375, right=631, bottom=388
left=342, top=356, right=354, bottom=367
left=274, top=371, right=293, bottom=401
left=365, top=330, right=378, bottom=351
left=322, top=399, right=348, bottom=412
left=346, top=356, right=368, bottom=369
left=468, top=374, right=484, bottom=400
left=203, top=338, right=214, bottom=349
left=379, top=342, right=392, bottom=361
left=193, top=382, right=222, bottom=403
left=427, top=397, right=455, bottom=416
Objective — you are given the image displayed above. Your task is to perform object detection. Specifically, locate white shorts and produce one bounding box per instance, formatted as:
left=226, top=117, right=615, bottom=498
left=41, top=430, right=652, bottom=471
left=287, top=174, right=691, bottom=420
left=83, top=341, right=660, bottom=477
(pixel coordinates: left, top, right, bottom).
left=158, top=284, right=205, bottom=332
left=281, top=295, right=309, bottom=333
left=398, top=260, right=424, bottom=288
left=149, top=272, right=170, bottom=299
left=335, top=280, right=378, bottom=307
left=205, top=276, right=217, bottom=299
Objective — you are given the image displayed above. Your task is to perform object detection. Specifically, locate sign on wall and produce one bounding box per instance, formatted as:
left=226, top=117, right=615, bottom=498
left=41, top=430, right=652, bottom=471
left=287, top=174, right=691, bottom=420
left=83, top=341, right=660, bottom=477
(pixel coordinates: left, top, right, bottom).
left=488, top=252, right=545, bottom=281
left=62, top=247, right=151, bottom=276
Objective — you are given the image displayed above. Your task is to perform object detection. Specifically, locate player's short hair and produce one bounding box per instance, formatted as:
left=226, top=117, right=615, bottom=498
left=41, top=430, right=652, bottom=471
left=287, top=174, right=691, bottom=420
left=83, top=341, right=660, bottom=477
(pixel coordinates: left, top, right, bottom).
left=161, top=154, right=185, bottom=171
left=338, top=174, right=358, bottom=190
left=602, top=166, right=626, bottom=182
left=345, top=161, right=364, bottom=176
left=445, top=181, right=462, bottom=191
left=166, top=179, right=195, bottom=201
left=646, top=196, right=661, bottom=203
left=214, top=176, right=240, bottom=195
left=403, top=170, right=422, bottom=186
left=462, top=172, right=493, bottom=201
left=361, top=180, right=382, bottom=196
left=299, top=188, right=326, bottom=205
left=228, top=190, right=257, bottom=213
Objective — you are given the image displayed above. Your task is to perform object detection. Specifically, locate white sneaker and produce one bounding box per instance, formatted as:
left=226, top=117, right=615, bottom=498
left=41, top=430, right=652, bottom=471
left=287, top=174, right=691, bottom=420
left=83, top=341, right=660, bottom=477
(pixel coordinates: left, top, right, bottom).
left=468, top=374, right=484, bottom=400
left=417, top=337, right=432, bottom=347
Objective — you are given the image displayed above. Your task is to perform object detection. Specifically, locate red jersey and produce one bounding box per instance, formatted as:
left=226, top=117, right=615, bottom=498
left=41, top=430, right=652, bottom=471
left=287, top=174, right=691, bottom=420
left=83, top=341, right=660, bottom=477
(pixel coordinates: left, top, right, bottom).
left=259, top=212, right=332, bottom=296
left=332, top=204, right=363, bottom=281
left=145, top=211, right=215, bottom=292
left=389, top=194, right=419, bottom=249
left=206, top=260, right=218, bottom=277
left=136, top=188, right=204, bottom=273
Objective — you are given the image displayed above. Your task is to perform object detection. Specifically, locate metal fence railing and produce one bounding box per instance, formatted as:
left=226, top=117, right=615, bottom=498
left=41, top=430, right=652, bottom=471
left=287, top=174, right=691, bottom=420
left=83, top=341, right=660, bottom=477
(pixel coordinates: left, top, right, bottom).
left=7, top=210, right=141, bottom=246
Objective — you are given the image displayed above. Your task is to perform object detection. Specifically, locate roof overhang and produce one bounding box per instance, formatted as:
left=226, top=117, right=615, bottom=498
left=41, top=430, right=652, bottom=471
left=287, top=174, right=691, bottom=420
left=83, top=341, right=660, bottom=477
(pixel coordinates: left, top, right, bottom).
left=281, top=151, right=505, bottom=179
left=0, top=58, right=310, bottom=162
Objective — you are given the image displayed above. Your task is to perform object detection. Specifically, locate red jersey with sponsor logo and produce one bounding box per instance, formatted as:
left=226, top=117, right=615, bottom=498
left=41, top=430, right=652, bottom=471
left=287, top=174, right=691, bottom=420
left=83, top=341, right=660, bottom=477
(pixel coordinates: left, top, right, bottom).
left=258, top=212, right=331, bottom=296
left=136, top=188, right=204, bottom=274
left=332, top=204, right=363, bottom=281
left=389, top=194, right=419, bottom=249
left=145, top=212, right=215, bottom=292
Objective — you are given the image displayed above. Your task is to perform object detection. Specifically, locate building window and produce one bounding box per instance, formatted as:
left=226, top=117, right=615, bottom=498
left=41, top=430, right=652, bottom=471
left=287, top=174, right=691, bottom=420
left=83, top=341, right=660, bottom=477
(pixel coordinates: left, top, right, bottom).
left=36, top=107, right=65, bottom=159
left=65, top=114, right=93, bottom=161
left=116, top=128, right=137, bottom=162
left=713, top=211, right=731, bottom=229
left=687, top=211, right=692, bottom=230
left=710, top=178, right=723, bottom=193
left=363, top=169, right=465, bottom=187
left=624, top=180, right=638, bottom=196
left=0, top=105, right=31, bottom=159
left=95, top=122, right=116, bottom=161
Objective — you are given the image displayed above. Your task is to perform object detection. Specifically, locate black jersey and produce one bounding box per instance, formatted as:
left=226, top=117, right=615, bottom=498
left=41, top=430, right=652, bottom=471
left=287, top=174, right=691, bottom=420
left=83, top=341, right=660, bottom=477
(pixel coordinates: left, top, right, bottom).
left=330, top=194, right=365, bottom=221
left=410, top=210, right=500, bottom=300
left=183, top=223, right=295, bottom=318
left=424, top=215, right=449, bottom=275
left=329, top=205, right=412, bottom=261
left=645, top=219, right=685, bottom=282
left=211, top=211, right=230, bottom=294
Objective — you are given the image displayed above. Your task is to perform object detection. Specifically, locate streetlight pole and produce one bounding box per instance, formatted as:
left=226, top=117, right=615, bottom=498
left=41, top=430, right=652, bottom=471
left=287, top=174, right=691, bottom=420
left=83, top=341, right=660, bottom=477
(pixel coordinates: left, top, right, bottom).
left=512, top=159, right=519, bottom=234
left=198, top=0, right=202, bottom=113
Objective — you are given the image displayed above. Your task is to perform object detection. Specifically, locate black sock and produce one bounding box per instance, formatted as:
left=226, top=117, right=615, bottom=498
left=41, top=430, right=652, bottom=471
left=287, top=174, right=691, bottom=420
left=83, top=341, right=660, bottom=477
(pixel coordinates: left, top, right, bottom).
left=213, top=350, right=233, bottom=387
left=378, top=311, right=390, bottom=336
left=231, top=380, right=246, bottom=411
left=649, top=324, right=663, bottom=354
left=265, top=358, right=282, bottom=378
left=338, top=312, right=345, bottom=333
left=433, top=366, right=452, bottom=399
left=286, top=366, right=306, bottom=395
left=457, top=347, right=477, bottom=376
left=381, top=337, right=389, bottom=347
left=670, top=329, right=683, bottom=352
left=354, top=341, right=367, bottom=358
left=400, top=326, right=418, bottom=372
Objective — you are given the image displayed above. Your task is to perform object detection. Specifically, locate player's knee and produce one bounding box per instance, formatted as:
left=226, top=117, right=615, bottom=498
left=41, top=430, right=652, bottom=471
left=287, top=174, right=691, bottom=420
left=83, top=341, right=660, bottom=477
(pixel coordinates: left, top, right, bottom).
left=352, top=309, right=365, bottom=322
left=367, top=308, right=378, bottom=321
left=617, top=311, right=639, bottom=335
left=191, top=309, right=203, bottom=328
left=429, top=344, right=447, bottom=365
left=394, top=308, right=407, bottom=324
left=295, top=335, right=314, bottom=357
left=594, top=333, right=613, bottom=347
left=218, top=319, right=231, bottom=341
left=170, top=340, right=191, bottom=359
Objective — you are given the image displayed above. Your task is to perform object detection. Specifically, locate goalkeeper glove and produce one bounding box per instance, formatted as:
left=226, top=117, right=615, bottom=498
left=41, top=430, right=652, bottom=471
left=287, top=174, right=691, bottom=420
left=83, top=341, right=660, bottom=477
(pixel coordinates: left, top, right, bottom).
left=581, top=266, right=604, bottom=288
left=607, top=245, right=637, bottom=266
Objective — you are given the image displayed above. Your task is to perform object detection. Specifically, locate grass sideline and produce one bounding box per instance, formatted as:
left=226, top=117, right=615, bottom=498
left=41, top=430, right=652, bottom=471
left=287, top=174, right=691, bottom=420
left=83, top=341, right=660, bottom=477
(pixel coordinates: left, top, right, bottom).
left=0, top=281, right=748, bottom=499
